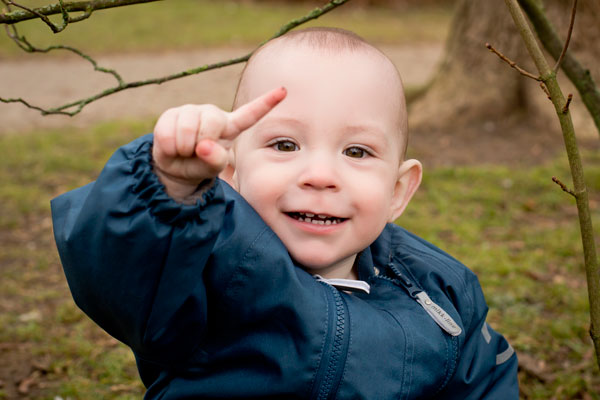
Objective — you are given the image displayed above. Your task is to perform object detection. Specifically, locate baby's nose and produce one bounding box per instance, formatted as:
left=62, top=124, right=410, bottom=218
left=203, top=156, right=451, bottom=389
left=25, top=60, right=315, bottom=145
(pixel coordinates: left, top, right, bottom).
left=297, top=155, right=339, bottom=191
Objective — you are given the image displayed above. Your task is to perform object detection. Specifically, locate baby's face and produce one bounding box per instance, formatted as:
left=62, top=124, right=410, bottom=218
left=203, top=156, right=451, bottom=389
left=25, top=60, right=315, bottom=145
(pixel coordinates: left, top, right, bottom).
left=231, top=44, right=412, bottom=279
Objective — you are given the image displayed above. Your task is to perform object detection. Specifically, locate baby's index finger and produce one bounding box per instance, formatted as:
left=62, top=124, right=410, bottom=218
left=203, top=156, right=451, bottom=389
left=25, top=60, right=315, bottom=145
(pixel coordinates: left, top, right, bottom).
left=225, top=87, right=287, bottom=138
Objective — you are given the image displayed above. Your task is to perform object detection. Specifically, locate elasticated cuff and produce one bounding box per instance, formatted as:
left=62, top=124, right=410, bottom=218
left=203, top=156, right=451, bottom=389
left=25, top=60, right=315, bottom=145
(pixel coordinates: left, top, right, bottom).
left=126, top=134, right=222, bottom=226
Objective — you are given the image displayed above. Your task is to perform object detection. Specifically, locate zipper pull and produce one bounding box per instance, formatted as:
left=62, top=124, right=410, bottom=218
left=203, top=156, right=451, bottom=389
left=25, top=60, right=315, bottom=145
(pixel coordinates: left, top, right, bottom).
left=415, top=291, right=462, bottom=337
left=387, top=263, right=420, bottom=297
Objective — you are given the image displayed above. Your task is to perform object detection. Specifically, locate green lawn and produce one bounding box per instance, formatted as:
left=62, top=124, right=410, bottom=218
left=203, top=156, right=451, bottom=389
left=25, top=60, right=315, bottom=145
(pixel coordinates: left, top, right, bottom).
left=0, top=0, right=452, bottom=57
left=0, top=122, right=598, bottom=398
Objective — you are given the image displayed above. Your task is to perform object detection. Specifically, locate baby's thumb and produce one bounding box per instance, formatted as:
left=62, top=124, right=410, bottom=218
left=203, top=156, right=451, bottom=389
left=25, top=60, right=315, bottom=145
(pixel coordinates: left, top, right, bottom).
left=195, top=139, right=228, bottom=176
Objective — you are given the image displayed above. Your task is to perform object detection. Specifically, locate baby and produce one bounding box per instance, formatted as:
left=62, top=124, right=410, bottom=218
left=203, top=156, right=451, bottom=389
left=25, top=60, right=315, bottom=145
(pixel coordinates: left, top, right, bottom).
left=52, top=27, right=518, bottom=399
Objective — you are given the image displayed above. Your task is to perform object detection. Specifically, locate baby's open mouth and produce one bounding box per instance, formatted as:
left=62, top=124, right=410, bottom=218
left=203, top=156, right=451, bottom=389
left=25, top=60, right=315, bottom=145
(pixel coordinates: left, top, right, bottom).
left=286, top=212, right=346, bottom=225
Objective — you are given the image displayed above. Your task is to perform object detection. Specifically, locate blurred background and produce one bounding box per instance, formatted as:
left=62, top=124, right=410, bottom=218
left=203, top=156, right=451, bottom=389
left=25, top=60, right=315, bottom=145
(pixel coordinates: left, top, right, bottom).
left=0, top=0, right=598, bottom=398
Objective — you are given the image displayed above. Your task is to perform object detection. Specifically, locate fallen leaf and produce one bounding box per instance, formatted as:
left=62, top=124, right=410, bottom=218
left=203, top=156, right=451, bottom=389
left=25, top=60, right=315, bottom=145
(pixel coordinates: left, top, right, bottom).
left=18, top=310, right=42, bottom=322
left=18, top=370, right=41, bottom=394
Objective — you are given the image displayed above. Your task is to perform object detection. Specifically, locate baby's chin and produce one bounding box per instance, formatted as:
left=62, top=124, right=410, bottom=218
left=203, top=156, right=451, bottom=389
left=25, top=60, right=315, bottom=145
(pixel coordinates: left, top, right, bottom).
left=290, top=252, right=358, bottom=280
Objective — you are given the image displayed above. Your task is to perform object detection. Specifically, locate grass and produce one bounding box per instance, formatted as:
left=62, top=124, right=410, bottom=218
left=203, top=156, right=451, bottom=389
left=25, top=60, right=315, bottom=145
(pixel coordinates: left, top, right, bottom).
left=0, top=0, right=452, bottom=57
left=0, top=121, right=598, bottom=398
left=400, top=157, right=600, bottom=399
left=0, top=121, right=152, bottom=399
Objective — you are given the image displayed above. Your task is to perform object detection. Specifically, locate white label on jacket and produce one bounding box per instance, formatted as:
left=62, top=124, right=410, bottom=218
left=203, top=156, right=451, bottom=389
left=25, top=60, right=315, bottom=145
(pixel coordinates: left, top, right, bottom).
left=314, top=275, right=371, bottom=294
left=415, top=291, right=462, bottom=337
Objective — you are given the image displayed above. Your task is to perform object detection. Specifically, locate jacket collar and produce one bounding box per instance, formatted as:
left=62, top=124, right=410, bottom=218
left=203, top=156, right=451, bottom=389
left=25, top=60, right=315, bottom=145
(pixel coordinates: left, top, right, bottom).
left=356, top=224, right=398, bottom=282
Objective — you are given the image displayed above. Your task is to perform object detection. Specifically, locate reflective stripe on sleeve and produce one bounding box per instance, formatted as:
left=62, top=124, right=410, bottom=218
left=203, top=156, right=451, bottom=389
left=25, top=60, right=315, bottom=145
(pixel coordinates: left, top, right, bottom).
left=496, top=344, right=515, bottom=365
left=481, top=322, right=492, bottom=344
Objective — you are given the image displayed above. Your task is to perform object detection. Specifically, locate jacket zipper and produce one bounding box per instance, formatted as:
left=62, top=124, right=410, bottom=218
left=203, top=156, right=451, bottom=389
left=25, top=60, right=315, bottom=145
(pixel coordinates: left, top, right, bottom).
left=386, top=262, right=462, bottom=337
left=311, top=281, right=350, bottom=400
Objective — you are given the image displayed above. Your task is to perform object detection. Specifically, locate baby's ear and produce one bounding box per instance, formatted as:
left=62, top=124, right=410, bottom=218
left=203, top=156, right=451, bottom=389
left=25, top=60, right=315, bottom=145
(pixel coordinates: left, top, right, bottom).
left=388, top=159, right=422, bottom=222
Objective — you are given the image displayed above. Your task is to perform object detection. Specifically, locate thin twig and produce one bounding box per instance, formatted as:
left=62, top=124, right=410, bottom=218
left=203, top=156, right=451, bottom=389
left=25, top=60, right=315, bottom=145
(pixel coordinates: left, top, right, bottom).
left=486, top=42, right=541, bottom=81
left=5, top=0, right=95, bottom=32
left=69, top=4, right=94, bottom=23
left=0, top=96, right=71, bottom=115
left=540, top=82, right=551, bottom=99
left=553, top=0, right=577, bottom=73
left=562, top=93, right=573, bottom=114
left=519, top=0, right=600, bottom=137
left=58, top=0, right=70, bottom=31
left=6, top=0, right=64, bottom=32
left=5, top=24, right=29, bottom=51
left=5, top=23, right=124, bottom=85
left=0, top=0, right=161, bottom=25
left=552, top=176, right=577, bottom=198
left=0, top=0, right=349, bottom=116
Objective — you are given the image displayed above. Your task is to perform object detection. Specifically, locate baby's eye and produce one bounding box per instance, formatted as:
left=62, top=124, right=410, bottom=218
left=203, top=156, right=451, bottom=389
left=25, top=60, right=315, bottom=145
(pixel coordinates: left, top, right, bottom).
left=343, top=146, right=369, bottom=159
left=273, top=140, right=298, bottom=152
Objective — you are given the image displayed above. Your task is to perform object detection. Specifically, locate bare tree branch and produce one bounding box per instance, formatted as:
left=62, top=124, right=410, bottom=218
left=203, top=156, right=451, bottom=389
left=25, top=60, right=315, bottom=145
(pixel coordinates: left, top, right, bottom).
left=6, top=0, right=64, bottom=32
left=518, top=0, right=600, bottom=137
left=0, top=0, right=161, bottom=26
left=539, top=82, right=551, bottom=100
left=552, top=176, right=575, bottom=198
left=0, top=0, right=350, bottom=116
left=562, top=93, right=573, bottom=114
left=485, top=42, right=540, bottom=81
left=6, top=0, right=76, bottom=33
left=553, top=0, right=577, bottom=74
left=503, top=0, right=600, bottom=370
left=4, top=23, right=124, bottom=85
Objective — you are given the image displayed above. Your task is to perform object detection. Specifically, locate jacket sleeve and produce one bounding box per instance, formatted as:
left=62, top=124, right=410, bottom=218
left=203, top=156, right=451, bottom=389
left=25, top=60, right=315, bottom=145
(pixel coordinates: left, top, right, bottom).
left=51, top=134, right=226, bottom=363
left=442, top=271, right=519, bottom=399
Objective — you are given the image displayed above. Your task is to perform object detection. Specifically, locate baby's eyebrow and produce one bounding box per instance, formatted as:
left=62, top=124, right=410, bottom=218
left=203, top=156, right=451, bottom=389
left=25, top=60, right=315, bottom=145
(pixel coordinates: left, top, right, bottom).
left=342, top=124, right=390, bottom=146
left=342, top=124, right=385, bottom=135
left=252, top=117, right=307, bottom=131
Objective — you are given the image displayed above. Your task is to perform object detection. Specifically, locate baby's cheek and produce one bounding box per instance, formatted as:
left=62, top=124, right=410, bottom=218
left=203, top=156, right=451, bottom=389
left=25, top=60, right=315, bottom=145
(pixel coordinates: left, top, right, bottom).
left=239, top=174, right=280, bottom=215
left=362, top=186, right=395, bottom=224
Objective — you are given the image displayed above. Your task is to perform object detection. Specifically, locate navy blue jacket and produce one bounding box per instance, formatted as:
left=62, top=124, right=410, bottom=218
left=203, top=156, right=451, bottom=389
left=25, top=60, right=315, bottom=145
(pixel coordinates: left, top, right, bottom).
left=51, top=135, right=518, bottom=399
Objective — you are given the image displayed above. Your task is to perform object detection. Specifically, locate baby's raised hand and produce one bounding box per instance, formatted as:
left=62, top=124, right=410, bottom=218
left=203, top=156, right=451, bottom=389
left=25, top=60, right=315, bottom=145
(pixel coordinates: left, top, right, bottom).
left=152, top=87, right=286, bottom=198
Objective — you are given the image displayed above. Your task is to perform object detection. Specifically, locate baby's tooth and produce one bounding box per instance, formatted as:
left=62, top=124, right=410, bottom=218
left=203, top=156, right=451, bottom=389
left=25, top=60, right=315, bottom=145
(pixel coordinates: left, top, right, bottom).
left=305, top=217, right=312, bottom=223
left=325, top=220, right=332, bottom=225
left=298, top=217, right=304, bottom=222
left=305, top=213, right=315, bottom=217
left=318, top=214, right=327, bottom=219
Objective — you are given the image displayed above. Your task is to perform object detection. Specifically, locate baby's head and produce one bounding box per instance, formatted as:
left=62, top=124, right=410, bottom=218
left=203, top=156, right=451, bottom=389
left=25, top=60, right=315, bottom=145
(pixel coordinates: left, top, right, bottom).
left=234, top=27, right=409, bottom=159
left=224, top=27, right=422, bottom=279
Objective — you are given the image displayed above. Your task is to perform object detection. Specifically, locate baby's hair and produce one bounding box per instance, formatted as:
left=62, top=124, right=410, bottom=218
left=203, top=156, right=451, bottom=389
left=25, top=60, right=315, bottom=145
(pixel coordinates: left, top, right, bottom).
left=277, top=26, right=369, bottom=51
left=232, top=27, right=409, bottom=160
left=234, top=27, right=380, bottom=109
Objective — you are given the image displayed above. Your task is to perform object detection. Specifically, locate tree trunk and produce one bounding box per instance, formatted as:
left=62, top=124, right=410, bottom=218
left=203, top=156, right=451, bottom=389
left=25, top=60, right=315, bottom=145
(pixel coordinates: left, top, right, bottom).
left=408, top=0, right=599, bottom=163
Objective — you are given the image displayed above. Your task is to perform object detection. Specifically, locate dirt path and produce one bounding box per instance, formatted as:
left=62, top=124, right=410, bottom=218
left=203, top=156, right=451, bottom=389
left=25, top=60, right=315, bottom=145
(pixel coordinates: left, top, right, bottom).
left=4, top=43, right=592, bottom=165
left=0, top=44, right=443, bottom=134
